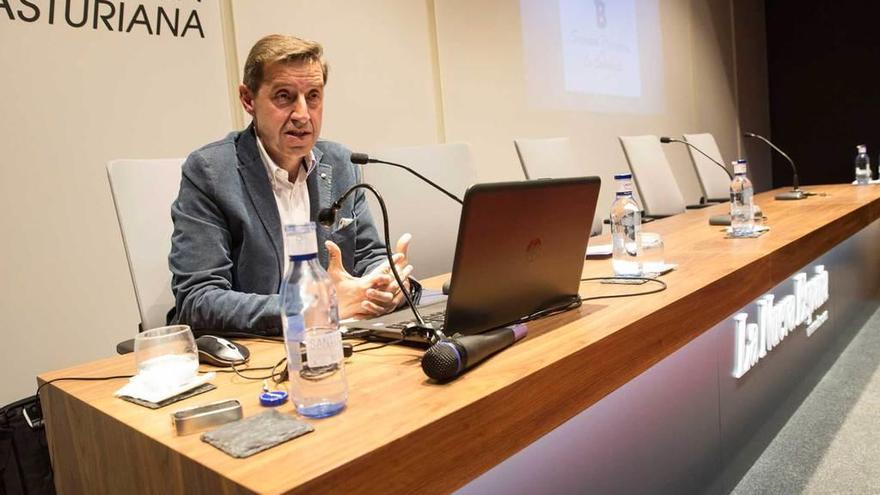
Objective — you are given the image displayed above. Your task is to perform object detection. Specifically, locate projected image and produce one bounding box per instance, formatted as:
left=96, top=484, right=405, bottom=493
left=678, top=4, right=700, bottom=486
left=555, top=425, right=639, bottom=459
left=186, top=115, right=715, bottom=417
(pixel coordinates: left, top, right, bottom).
left=521, top=0, right=663, bottom=114
left=560, top=0, right=641, bottom=98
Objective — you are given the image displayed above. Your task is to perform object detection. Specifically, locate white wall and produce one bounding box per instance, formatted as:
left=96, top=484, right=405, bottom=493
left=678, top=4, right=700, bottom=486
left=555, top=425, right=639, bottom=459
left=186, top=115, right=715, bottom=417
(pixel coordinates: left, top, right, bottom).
left=433, top=0, right=768, bottom=223
left=0, top=0, right=769, bottom=405
left=0, top=0, right=233, bottom=404
left=230, top=0, right=443, bottom=150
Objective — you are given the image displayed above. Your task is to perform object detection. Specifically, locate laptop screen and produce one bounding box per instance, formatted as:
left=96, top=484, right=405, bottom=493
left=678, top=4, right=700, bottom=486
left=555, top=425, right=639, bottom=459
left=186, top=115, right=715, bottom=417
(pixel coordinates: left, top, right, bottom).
left=443, top=177, right=600, bottom=335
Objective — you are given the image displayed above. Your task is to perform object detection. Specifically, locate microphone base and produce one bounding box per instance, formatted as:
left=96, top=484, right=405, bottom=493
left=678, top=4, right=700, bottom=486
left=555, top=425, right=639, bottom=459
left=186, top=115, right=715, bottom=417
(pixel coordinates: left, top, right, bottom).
left=708, top=207, right=764, bottom=226
left=709, top=214, right=731, bottom=226
left=775, top=190, right=806, bottom=201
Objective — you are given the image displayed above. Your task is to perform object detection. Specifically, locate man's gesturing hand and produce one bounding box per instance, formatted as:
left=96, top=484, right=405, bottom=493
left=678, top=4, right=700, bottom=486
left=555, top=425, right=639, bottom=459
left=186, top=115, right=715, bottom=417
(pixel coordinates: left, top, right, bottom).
left=325, top=240, right=391, bottom=319
left=324, top=234, right=415, bottom=319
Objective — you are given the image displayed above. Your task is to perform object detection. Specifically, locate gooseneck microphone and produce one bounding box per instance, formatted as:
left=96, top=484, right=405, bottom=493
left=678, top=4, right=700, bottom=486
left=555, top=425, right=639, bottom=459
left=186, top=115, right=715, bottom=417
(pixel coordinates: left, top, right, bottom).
left=660, top=136, right=736, bottom=226
left=318, top=183, right=446, bottom=343
left=743, top=132, right=806, bottom=201
left=659, top=136, right=733, bottom=181
left=350, top=152, right=464, bottom=205
left=421, top=324, right=528, bottom=381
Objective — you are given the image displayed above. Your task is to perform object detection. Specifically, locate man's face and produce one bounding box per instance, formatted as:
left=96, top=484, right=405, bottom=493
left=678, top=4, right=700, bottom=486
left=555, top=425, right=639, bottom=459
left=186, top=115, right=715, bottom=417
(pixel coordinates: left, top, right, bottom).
left=239, top=60, right=324, bottom=172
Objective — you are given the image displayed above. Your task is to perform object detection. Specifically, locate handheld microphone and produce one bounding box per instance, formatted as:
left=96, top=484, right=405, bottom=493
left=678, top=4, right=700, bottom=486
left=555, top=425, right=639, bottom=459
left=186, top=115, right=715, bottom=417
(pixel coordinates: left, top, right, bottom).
left=318, top=183, right=446, bottom=343
left=743, top=132, right=806, bottom=200
left=351, top=152, right=464, bottom=205
left=421, top=324, right=528, bottom=381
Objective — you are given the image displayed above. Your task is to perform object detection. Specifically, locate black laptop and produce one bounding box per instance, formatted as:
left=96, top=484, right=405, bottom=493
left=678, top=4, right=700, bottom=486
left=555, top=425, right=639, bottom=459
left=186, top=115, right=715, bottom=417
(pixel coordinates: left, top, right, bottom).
left=346, top=176, right=601, bottom=342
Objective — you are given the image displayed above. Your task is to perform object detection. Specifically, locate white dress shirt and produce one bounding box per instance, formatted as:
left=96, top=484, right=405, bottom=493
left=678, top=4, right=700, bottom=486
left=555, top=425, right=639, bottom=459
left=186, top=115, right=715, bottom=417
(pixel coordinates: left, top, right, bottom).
left=256, top=137, right=317, bottom=275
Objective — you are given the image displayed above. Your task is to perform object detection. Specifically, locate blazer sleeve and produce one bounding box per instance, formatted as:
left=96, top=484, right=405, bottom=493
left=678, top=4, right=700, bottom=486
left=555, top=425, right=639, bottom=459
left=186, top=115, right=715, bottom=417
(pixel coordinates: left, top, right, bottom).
left=168, top=153, right=282, bottom=335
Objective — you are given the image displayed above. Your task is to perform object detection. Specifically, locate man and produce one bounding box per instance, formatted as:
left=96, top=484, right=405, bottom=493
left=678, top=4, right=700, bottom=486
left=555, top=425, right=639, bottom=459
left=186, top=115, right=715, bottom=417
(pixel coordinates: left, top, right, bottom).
left=168, top=34, right=415, bottom=335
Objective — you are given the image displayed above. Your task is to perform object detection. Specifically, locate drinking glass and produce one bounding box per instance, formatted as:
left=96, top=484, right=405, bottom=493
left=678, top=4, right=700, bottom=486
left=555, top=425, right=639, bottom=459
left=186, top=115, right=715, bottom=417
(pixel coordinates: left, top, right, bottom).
left=753, top=204, right=765, bottom=231
left=133, top=325, right=198, bottom=385
left=641, top=232, right=665, bottom=275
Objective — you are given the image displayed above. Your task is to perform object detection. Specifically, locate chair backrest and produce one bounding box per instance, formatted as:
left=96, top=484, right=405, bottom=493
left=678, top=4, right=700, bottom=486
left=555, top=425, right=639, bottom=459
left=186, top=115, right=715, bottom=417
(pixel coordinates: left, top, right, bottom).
left=514, top=137, right=603, bottom=235
left=107, top=159, right=184, bottom=331
left=618, top=135, right=686, bottom=217
left=363, top=143, right=476, bottom=278
left=682, top=133, right=730, bottom=201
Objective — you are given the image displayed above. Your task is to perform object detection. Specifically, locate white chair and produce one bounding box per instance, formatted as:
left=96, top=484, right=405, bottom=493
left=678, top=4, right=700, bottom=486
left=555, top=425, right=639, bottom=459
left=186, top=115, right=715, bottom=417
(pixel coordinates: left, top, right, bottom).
left=682, top=133, right=730, bottom=203
left=363, top=143, right=476, bottom=278
left=618, top=135, right=688, bottom=218
left=514, top=137, right=604, bottom=236
left=107, top=159, right=184, bottom=333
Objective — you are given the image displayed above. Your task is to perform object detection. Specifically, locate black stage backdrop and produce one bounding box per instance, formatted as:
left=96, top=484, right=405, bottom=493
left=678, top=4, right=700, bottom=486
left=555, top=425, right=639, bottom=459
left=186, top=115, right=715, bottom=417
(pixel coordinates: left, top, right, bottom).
left=766, top=1, right=880, bottom=186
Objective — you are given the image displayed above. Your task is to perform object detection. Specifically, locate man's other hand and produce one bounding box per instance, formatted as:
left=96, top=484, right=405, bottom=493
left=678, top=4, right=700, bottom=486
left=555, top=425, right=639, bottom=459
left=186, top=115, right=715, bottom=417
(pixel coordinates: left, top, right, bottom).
left=364, top=233, right=414, bottom=313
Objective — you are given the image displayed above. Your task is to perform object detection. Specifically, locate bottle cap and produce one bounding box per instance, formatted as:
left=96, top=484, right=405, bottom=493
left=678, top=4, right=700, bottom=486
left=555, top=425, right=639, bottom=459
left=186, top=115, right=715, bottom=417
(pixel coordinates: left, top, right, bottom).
left=613, top=173, right=633, bottom=181
left=259, top=390, right=289, bottom=407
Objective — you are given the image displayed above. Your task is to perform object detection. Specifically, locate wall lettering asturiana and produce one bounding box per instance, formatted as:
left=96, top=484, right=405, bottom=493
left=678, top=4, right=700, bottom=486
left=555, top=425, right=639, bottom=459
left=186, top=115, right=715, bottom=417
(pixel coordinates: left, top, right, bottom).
left=0, top=0, right=205, bottom=38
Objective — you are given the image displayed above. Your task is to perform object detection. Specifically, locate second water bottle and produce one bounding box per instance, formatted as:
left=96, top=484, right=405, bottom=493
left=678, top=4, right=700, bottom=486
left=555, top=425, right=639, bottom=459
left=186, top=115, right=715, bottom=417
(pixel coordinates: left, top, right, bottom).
left=611, top=172, right=643, bottom=276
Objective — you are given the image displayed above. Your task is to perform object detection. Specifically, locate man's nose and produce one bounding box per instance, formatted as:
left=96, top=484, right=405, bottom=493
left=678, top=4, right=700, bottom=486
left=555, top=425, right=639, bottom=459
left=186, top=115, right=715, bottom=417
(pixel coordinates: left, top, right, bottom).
left=289, top=94, right=310, bottom=125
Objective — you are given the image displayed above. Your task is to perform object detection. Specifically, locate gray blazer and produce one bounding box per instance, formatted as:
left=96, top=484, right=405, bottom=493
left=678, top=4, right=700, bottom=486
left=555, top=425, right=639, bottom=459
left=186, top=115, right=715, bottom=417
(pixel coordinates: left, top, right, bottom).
left=168, top=125, right=387, bottom=335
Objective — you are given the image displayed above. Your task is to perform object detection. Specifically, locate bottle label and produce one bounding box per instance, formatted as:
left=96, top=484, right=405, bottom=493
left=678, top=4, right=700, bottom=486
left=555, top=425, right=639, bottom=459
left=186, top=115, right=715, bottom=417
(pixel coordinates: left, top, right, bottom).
left=305, top=330, right=344, bottom=368
left=284, top=224, right=319, bottom=257
left=734, top=163, right=747, bottom=175
left=616, top=178, right=634, bottom=194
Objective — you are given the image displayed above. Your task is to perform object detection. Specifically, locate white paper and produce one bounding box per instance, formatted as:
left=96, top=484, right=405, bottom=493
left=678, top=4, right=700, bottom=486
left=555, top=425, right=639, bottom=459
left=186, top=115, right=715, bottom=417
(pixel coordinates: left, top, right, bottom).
left=115, top=372, right=215, bottom=404
left=643, top=262, right=677, bottom=276
left=586, top=243, right=613, bottom=257
left=725, top=225, right=770, bottom=234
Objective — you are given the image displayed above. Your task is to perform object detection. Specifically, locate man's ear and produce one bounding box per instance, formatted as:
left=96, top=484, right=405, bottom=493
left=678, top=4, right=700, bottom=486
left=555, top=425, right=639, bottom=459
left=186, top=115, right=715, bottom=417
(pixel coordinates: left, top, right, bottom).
left=239, top=84, right=256, bottom=117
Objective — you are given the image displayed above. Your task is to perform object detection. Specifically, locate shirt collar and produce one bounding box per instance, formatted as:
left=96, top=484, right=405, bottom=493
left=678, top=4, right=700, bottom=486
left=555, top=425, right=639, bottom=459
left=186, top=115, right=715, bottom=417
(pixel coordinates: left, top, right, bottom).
left=255, top=136, right=317, bottom=188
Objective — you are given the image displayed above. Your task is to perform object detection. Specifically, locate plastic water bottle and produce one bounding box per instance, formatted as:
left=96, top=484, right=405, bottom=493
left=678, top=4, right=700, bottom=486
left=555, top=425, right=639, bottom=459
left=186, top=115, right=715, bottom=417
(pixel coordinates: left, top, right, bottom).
left=729, top=159, right=755, bottom=237
left=611, top=172, right=643, bottom=276
left=280, top=223, right=347, bottom=418
left=854, top=145, right=871, bottom=185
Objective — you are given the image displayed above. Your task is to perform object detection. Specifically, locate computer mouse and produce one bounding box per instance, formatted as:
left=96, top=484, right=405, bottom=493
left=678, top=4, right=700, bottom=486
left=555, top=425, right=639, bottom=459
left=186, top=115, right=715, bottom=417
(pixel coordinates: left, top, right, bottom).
left=195, top=335, right=250, bottom=367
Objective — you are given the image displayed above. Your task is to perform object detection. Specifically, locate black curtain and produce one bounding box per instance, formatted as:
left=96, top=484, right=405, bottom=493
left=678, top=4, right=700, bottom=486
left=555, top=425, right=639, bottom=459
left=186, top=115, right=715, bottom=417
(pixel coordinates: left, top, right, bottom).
left=766, top=1, right=880, bottom=186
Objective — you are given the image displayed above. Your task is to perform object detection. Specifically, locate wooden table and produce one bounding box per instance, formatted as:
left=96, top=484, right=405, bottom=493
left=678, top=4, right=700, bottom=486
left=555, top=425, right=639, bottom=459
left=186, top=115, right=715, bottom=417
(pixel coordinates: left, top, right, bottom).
left=39, top=185, right=880, bottom=494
